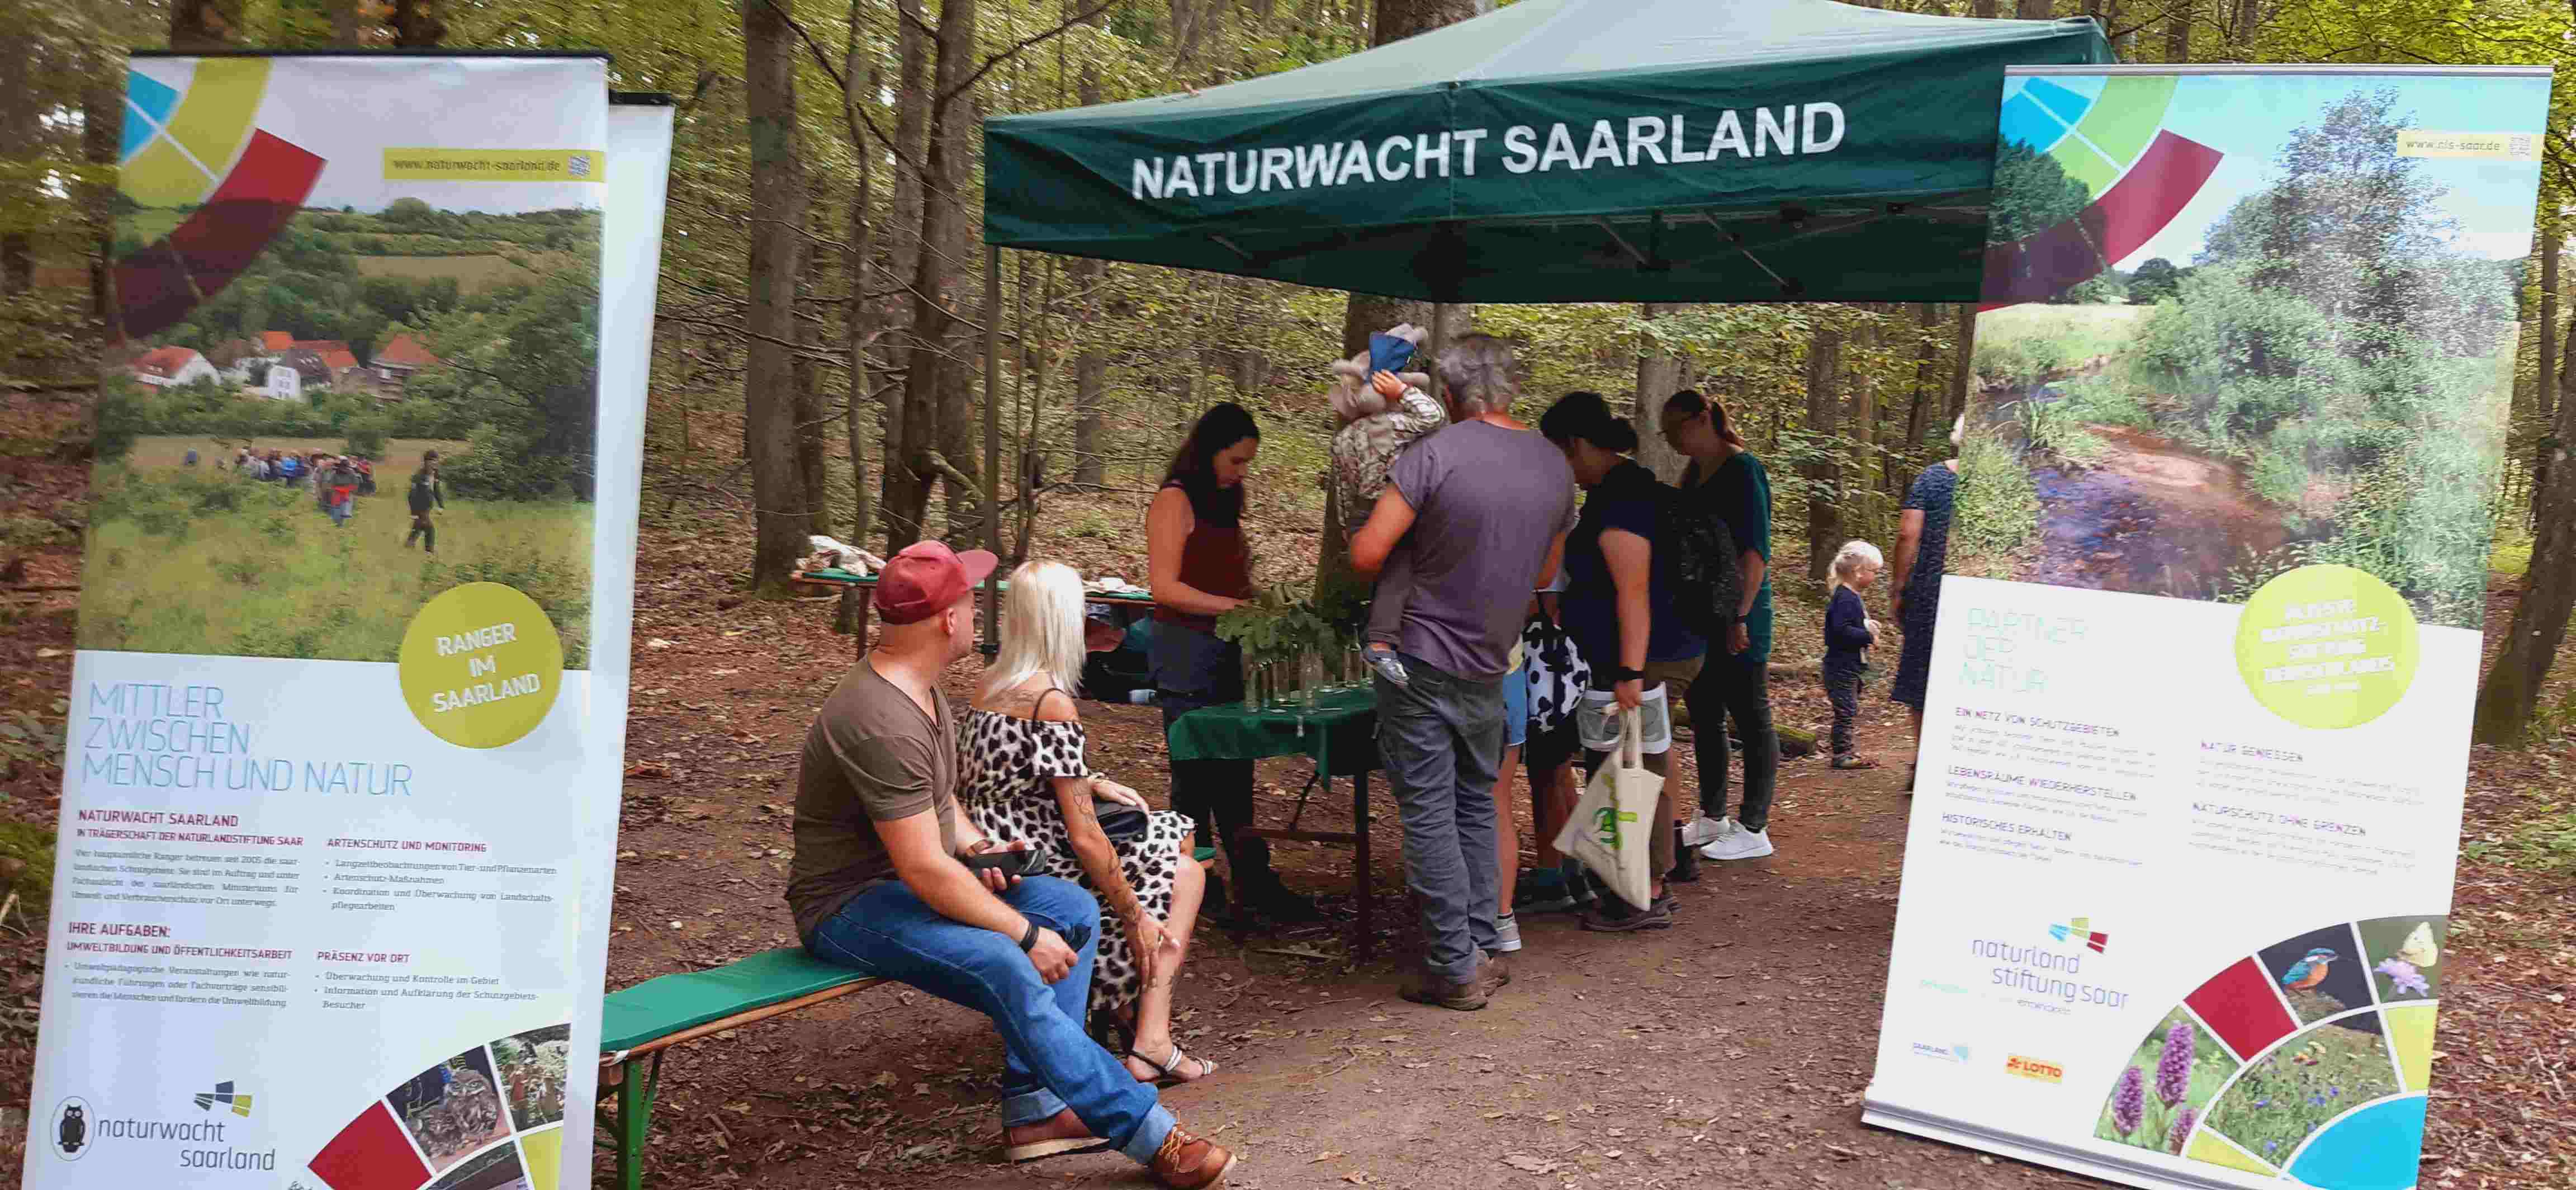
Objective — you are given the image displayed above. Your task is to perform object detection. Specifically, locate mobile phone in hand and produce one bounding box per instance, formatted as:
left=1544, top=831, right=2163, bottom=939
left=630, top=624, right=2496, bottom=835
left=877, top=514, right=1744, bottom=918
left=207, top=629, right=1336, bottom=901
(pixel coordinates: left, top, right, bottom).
left=962, top=848, right=1033, bottom=875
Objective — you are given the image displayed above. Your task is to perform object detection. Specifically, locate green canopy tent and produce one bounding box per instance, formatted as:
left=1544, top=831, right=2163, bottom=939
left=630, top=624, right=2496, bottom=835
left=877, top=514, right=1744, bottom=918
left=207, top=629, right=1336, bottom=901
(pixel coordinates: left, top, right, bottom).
left=965, top=0, right=2113, bottom=636
left=984, top=0, right=2111, bottom=304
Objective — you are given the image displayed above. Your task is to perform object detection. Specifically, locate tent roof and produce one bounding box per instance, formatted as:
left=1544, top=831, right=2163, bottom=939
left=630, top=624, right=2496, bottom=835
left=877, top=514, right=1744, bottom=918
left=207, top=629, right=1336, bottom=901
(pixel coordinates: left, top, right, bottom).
left=1009, top=0, right=2099, bottom=123
left=984, top=0, right=2111, bottom=303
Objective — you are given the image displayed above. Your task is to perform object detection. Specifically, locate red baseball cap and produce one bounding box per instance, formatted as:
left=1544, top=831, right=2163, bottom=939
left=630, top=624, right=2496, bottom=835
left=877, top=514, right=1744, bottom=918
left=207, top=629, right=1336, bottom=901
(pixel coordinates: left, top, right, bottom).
left=875, top=540, right=998, bottom=625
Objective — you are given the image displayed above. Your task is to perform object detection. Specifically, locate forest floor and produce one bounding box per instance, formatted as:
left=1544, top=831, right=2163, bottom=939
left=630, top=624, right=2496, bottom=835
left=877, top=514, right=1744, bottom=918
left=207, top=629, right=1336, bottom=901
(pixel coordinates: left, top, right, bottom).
left=1, top=388, right=2571, bottom=1189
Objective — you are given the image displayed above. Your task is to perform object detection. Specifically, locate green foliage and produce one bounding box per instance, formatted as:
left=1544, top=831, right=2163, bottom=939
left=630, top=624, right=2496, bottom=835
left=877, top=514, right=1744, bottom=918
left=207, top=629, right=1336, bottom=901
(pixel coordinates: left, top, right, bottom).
left=2012, top=398, right=2110, bottom=469
left=78, top=464, right=593, bottom=664
left=0, top=697, right=68, bottom=788
left=0, top=819, right=56, bottom=915
left=1988, top=139, right=2091, bottom=245
left=1951, top=435, right=2039, bottom=578
left=2128, top=258, right=2185, bottom=305
left=2464, top=804, right=2576, bottom=875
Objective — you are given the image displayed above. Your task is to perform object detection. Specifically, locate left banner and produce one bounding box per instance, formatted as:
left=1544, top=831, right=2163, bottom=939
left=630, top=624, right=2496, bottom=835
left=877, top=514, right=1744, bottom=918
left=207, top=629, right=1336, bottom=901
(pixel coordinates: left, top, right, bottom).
left=29, top=54, right=626, bottom=1190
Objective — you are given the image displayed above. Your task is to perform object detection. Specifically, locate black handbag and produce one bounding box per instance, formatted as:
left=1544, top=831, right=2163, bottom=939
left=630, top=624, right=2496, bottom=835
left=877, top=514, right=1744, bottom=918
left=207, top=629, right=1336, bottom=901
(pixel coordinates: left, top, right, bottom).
left=1097, top=806, right=1152, bottom=843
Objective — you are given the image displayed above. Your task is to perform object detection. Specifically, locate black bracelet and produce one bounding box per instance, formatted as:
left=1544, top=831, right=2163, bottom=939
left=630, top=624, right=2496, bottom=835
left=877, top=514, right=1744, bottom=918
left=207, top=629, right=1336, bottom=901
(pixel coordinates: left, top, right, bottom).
left=1019, top=921, right=1041, bottom=952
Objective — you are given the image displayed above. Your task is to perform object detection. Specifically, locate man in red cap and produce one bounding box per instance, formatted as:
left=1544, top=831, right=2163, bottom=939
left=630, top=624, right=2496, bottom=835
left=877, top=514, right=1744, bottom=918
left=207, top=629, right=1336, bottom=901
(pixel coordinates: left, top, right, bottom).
left=787, top=541, right=1235, bottom=1187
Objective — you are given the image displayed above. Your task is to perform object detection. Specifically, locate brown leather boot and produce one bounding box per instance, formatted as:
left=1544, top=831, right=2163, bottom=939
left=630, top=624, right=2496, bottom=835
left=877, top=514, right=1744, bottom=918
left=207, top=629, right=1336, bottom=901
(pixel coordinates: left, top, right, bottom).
left=1149, top=1124, right=1236, bottom=1188
left=1480, top=952, right=1513, bottom=993
left=1002, top=1107, right=1109, bottom=1164
left=1399, top=969, right=1488, bottom=1011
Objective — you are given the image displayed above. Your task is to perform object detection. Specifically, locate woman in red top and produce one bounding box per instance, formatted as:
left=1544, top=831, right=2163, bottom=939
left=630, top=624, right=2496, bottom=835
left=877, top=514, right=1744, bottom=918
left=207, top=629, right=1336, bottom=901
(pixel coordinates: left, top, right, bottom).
left=1146, top=404, right=1318, bottom=923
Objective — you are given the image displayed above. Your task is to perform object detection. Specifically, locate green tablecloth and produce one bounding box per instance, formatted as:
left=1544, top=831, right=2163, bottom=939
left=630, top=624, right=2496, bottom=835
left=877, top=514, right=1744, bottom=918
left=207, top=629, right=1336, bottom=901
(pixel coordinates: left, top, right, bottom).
left=798, top=571, right=1154, bottom=601
left=1167, top=684, right=1379, bottom=776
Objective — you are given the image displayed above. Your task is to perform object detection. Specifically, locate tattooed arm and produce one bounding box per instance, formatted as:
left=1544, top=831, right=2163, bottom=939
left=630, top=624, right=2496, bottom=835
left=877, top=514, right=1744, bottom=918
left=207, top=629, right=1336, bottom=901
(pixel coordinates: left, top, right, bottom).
left=1034, top=690, right=1163, bottom=965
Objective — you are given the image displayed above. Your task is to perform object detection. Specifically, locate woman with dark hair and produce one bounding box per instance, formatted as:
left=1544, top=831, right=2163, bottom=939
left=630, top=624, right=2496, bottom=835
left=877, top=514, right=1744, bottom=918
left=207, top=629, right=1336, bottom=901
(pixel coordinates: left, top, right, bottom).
left=1538, top=392, right=1705, bottom=933
left=1659, top=389, right=1781, bottom=863
left=1889, top=416, right=1965, bottom=792
left=1146, top=403, right=1318, bottom=922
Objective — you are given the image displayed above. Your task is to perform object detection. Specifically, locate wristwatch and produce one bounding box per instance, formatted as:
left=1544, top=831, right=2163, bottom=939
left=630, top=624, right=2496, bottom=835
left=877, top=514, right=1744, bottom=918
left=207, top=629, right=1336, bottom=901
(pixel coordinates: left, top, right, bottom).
left=1019, top=921, right=1042, bottom=952
left=1609, top=666, right=1647, bottom=682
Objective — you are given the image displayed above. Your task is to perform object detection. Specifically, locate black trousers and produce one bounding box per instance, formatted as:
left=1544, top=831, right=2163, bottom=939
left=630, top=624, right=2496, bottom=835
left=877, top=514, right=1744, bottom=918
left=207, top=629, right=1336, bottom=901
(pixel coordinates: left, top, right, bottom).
left=404, top=517, right=435, bottom=552
left=1824, top=667, right=1862, bottom=758
left=1687, top=658, right=1778, bottom=832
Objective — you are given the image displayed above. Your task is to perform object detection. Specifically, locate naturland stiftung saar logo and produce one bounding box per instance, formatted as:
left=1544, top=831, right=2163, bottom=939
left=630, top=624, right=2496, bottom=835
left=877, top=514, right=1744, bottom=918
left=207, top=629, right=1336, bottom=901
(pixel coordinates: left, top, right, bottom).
left=2049, top=916, right=2111, bottom=954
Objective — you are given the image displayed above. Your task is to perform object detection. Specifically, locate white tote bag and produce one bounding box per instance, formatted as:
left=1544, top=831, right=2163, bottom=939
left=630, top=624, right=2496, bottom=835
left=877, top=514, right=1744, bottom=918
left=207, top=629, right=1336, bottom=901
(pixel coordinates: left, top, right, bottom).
left=1550, top=709, right=1662, bottom=908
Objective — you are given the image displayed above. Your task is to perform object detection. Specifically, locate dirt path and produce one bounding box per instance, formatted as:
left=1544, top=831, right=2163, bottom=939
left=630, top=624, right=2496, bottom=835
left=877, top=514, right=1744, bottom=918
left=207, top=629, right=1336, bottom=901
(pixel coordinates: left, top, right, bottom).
left=2016, top=392, right=2288, bottom=600
left=604, top=584, right=2078, bottom=1190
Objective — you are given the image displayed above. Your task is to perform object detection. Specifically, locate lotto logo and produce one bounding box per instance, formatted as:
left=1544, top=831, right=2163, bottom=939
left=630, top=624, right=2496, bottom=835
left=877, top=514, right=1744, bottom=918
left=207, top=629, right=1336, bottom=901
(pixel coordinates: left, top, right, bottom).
left=2005, top=1055, right=2064, bottom=1083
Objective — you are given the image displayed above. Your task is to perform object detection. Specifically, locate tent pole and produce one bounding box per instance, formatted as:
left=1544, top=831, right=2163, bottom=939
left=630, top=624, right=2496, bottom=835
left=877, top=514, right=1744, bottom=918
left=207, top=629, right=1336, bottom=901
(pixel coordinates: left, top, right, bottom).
left=982, top=248, right=1002, bottom=657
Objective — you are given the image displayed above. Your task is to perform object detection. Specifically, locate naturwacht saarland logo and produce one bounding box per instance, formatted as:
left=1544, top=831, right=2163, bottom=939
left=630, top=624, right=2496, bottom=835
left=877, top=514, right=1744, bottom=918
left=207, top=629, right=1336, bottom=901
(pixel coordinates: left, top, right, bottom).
left=195, top=1080, right=254, bottom=1118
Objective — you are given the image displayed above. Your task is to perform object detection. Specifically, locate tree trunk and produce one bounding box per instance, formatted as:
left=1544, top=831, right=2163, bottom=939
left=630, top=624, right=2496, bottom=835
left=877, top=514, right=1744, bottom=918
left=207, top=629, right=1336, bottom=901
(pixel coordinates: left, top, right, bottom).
left=1373, top=0, right=1480, bottom=42
left=2163, top=0, right=2191, bottom=62
left=1903, top=303, right=1938, bottom=468
left=796, top=192, right=834, bottom=536
left=1972, top=0, right=1999, bottom=18
left=878, top=0, right=935, bottom=547
left=0, top=35, right=30, bottom=296
left=844, top=16, right=880, bottom=545
left=1804, top=324, right=1844, bottom=582
left=1946, top=302, right=1977, bottom=434
left=890, top=0, right=979, bottom=552
left=2015, top=0, right=2053, bottom=19
left=1069, top=44, right=1108, bottom=489
left=742, top=0, right=813, bottom=593
left=390, top=0, right=446, bottom=45
left=2230, top=0, right=2262, bottom=49
left=1319, top=0, right=1481, bottom=592
left=1632, top=303, right=1688, bottom=483
left=1850, top=308, right=1879, bottom=533
left=82, top=81, right=119, bottom=322
left=169, top=0, right=244, bottom=48
left=2535, top=230, right=2559, bottom=527
left=329, top=0, right=366, bottom=45
left=2473, top=374, right=2576, bottom=747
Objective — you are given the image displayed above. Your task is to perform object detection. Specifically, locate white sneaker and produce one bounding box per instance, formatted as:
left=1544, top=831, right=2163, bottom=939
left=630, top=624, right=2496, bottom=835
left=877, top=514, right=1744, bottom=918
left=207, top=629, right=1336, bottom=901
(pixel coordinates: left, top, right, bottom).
left=1679, top=815, right=1730, bottom=848
left=1493, top=912, right=1523, bottom=953
left=1698, top=820, right=1775, bottom=861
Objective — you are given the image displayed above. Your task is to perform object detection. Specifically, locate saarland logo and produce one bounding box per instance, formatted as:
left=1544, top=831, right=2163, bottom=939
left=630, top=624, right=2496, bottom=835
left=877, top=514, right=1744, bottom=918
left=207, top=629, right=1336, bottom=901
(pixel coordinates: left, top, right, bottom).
left=51, top=1096, right=91, bottom=1161
left=1909, top=1041, right=1974, bottom=1064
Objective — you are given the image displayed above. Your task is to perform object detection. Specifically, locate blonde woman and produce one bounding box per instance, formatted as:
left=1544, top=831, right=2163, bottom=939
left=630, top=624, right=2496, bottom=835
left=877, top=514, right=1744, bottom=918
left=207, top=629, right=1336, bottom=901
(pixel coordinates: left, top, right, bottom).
left=962, top=561, right=1215, bottom=1085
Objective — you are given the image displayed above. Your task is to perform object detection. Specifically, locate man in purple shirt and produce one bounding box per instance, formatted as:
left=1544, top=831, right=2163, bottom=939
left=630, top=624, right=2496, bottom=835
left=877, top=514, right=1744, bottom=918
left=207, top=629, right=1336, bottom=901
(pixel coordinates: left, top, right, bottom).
left=1352, top=333, right=1576, bottom=1011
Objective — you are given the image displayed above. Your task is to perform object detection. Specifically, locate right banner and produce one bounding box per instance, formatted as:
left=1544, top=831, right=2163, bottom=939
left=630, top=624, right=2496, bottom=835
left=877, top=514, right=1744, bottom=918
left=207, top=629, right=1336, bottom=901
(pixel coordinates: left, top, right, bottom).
left=1865, top=67, right=2552, bottom=1190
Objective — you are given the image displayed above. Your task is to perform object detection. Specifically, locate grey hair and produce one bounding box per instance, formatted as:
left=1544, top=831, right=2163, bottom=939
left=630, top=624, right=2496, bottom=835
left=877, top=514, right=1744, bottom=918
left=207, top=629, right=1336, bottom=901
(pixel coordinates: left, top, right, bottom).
left=1435, top=333, right=1521, bottom=415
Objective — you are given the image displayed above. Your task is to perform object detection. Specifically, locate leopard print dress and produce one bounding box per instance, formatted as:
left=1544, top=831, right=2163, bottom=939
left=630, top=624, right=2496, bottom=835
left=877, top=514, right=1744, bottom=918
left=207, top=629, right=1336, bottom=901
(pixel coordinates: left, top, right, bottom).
left=959, top=706, right=1193, bottom=1021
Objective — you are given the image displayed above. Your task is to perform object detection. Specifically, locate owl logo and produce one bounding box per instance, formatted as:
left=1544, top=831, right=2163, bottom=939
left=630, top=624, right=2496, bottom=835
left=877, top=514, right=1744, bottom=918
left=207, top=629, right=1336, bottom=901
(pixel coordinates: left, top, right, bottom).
left=2395, top=922, right=2439, bottom=968
left=52, top=1098, right=90, bottom=1160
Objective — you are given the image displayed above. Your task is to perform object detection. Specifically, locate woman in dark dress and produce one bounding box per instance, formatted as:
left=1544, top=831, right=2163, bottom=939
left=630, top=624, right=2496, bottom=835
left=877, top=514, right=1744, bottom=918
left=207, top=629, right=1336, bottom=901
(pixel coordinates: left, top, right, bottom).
left=1145, top=403, right=1319, bottom=922
left=1890, top=417, right=1963, bottom=791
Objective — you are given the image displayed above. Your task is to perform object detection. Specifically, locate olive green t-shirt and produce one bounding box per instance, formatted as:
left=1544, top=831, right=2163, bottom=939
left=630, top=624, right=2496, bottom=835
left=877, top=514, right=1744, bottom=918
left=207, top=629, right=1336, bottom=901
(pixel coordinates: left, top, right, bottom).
left=787, top=659, right=957, bottom=939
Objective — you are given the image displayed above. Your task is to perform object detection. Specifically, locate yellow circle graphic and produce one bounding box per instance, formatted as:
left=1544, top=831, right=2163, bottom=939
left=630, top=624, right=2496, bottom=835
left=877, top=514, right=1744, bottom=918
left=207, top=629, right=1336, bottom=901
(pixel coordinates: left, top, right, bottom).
left=2233, top=565, right=2418, bottom=730
left=398, top=582, right=565, bottom=748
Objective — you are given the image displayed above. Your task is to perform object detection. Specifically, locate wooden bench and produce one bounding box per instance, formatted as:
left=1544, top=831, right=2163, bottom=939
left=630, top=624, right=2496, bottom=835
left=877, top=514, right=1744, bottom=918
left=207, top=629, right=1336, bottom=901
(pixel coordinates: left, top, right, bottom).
left=598, top=846, right=1220, bottom=1187
left=597, top=947, right=880, bottom=1189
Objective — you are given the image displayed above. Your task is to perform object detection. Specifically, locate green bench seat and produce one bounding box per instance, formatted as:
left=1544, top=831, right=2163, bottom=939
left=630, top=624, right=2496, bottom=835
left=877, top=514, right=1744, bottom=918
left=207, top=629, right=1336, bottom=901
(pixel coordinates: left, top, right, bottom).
left=596, top=848, right=1216, bottom=1187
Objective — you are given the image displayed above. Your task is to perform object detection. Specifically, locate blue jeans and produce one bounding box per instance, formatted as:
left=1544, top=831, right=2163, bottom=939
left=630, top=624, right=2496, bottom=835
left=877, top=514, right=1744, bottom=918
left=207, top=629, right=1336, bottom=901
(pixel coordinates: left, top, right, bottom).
left=803, top=877, right=1173, bottom=1163
left=1375, top=655, right=1505, bottom=985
